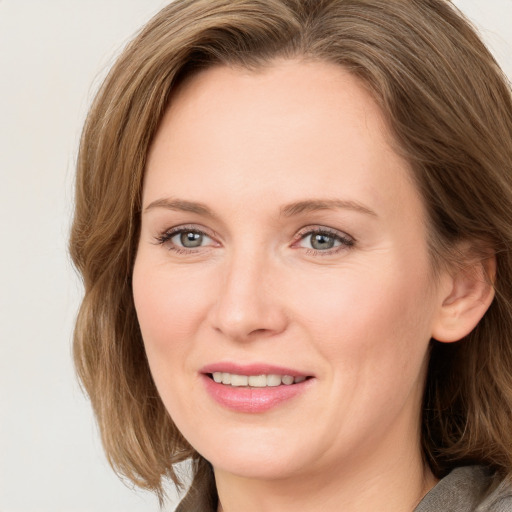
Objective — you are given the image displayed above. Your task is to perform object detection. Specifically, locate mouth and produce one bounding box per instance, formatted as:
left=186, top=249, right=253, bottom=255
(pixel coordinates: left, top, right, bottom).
left=207, top=372, right=309, bottom=388
left=200, top=363, right=314, bottom=413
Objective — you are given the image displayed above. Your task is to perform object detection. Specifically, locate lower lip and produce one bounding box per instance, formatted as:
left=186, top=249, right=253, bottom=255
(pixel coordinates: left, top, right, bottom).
left=201, top=374, right=313, bottom=413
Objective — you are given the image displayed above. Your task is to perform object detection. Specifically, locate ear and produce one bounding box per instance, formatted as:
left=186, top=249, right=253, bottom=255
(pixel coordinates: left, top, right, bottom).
left=431, top=255, right=496, bottom=343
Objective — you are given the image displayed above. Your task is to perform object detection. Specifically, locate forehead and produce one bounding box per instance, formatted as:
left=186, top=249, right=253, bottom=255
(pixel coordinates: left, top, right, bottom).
left=153, top=59, right=393, bottom=158
left=144, top=59, right=418, bottom=220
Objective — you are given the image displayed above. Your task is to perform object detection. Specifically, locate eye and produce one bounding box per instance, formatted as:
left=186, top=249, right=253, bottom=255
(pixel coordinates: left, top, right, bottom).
left=176, top=230, right=208, bottom=248
left=296, top=227, right=354, bottom=253
left=155, top=226, right=216, bottom=252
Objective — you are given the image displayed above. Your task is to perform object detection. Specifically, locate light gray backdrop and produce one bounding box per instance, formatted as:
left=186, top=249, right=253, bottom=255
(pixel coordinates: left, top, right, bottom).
left=1, top=1, right=511, bottom=511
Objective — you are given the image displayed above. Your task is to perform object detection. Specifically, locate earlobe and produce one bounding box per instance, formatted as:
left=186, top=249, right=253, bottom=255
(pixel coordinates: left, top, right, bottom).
left=431, top=256, right=496, bottom=343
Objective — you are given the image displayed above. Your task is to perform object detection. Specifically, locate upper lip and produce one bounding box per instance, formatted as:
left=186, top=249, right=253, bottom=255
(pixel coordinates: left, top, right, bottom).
left=200, top=362, right=311, bottom=377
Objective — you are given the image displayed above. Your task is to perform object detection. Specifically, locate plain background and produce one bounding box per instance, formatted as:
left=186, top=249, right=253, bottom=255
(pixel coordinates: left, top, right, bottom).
left=0, top=1, right=511, bottom=511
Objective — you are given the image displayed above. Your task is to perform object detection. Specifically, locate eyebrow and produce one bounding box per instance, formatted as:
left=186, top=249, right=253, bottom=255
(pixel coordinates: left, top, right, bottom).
left=280, top=199, right=377, bottom=218
left=144, top=198, right=218, bottom=218
left=143, top=197, right=377, bottom=218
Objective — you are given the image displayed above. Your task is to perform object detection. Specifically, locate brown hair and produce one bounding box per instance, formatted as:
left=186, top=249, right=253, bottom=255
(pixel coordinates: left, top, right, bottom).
left=70, top=0, right=512, bottom=505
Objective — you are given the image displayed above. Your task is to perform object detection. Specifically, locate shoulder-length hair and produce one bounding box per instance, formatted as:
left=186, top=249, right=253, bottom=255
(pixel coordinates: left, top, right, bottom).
left=70, top=0, right=512, bottom=504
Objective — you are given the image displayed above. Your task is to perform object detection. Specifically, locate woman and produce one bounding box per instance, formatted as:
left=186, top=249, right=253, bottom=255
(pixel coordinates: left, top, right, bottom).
left=70, top=0, right=512, bottom=510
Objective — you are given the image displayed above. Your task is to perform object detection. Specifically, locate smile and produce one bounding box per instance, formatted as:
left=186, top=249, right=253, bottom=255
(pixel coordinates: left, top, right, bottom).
left=210, top=372, right=307, bottom=387
left=201, top=365, right=314, bottom=413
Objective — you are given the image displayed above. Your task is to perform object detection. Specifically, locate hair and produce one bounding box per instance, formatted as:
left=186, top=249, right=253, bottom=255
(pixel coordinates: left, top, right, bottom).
left=69, top=0, right=512, bottom=506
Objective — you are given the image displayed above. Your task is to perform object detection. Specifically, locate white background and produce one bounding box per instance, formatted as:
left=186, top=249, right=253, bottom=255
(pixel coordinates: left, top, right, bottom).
left=0, top=1, right=510, bottom=511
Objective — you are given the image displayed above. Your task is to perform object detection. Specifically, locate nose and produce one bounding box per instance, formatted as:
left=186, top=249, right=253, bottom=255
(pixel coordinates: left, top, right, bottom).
left=208, top=250, right=288, bottom=342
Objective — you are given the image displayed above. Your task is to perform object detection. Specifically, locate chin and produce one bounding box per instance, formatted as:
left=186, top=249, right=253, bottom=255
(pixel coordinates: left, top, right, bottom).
left=191, top=426, right=314, bottom=480
left=209, top=452, right=303, bottom=481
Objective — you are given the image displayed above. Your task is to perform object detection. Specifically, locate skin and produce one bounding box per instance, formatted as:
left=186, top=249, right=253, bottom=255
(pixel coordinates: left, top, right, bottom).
left=132, top=59, right=475, bottom=511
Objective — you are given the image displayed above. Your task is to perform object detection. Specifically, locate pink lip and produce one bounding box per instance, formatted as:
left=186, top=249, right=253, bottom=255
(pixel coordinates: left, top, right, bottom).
left=200, top=362, right=314, bottom=413
left=200, top=362, right=310, bottom=377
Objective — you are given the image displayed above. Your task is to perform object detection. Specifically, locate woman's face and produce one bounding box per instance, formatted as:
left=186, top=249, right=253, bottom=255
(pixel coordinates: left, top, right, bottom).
left=133, top=60, right=448, bottom=482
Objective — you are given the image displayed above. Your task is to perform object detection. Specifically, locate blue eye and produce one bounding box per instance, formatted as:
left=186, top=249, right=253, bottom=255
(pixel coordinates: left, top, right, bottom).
left=298, top=229, right=354, bottom=252
left=307, top=233, right=339, bottom=250
left=156, top=227, right=214, bottom=251
left=155, top=225, right=353, bottom=255
left=175, top=231, right=206, bottom=248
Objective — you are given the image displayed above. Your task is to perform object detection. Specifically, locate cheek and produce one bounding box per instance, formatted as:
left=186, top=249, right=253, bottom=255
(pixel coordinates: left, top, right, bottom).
left=292, top=260, right=434, bottom=379
left=132, top=259, right=213, bottom=366
left=132, top=258, right=217, bottom=429
left=289, top=263, right=434, bottom=448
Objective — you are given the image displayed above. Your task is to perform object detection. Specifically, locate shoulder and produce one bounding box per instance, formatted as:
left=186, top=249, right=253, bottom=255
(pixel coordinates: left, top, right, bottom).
left=415, top=466, right=512, bottom=512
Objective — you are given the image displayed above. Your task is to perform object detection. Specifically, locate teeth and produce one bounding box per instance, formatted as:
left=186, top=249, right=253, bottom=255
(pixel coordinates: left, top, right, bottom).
left=267, top=374, right=281, bottom=387
left=282, top=375, right=294, bottom=385
left=230, top=374, right=248, bottom=387
left=248, top=375, right=266, bottom=387
left=211, top=372, right=307, bottom=387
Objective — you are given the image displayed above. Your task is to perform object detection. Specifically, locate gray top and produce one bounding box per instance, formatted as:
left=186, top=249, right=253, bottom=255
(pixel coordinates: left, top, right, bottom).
left=415, top=466, right=512, bottom=511
left=176, top=465, right=512, bottom=511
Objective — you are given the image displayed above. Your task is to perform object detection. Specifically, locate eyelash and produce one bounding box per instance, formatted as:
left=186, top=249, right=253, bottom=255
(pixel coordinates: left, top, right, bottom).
left=154, top=225, right=355, bottom=256
left=294, top=226, right=355, bottom=256
left=154, top=225, right=215, bottom=255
